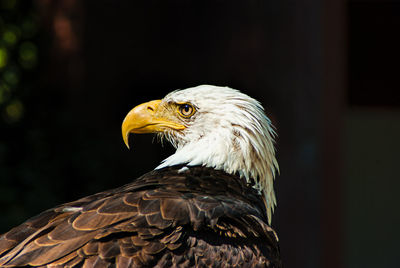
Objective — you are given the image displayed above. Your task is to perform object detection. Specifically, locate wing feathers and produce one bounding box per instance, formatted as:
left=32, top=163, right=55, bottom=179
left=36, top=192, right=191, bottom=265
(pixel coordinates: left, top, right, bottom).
left=0, top=166, right=280, bottom=267
left=138, top=198, right=161, bottom=215
left=98, top=197, right=137, bottom=215
left=98, top=240, right=120, bottom=259
left=160, top=198, right=189, bottom=222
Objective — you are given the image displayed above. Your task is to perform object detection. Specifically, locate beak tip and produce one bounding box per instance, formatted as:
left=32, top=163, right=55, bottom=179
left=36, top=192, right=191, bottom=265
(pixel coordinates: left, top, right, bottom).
left=123, top=134, right=131, bottom=150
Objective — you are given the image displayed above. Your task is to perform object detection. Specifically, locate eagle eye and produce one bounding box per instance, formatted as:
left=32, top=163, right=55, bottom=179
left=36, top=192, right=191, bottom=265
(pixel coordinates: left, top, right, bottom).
left=178, top=103, right=195, bottom=118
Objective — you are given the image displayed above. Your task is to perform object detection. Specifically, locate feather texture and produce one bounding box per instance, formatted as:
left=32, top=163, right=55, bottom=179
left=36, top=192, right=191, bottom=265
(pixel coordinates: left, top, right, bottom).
left=156, top=85, right=279, bottom=223
left=0, top=166, right=281, bottom=267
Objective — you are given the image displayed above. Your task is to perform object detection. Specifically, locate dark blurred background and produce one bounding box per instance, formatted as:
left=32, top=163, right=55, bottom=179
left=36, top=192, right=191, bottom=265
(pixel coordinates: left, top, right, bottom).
left=0, top=0, right=399, bottom=267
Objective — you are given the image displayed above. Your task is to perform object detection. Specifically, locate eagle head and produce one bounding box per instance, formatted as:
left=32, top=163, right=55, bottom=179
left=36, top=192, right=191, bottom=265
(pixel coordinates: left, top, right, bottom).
left=122, top=85, right=279, bottom=223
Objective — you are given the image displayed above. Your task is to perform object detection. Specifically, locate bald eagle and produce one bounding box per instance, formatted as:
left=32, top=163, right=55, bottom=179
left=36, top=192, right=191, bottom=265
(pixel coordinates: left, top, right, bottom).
left=0, top=85, right=281, bottom=267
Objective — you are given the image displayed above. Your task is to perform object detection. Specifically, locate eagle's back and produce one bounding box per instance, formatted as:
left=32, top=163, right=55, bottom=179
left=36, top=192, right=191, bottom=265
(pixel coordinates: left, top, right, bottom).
left=0, top=166, right=281, bottom=267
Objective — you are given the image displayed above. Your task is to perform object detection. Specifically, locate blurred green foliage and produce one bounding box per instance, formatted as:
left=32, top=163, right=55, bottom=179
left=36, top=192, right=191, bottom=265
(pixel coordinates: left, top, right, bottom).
left=0, top=0, right=40, bottom=231
left=0, top=0, right=37, bottom=123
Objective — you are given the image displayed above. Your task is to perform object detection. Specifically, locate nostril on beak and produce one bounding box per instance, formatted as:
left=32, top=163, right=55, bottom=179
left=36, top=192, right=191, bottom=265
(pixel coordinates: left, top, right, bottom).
left=147, top=106, right=154, bottom=112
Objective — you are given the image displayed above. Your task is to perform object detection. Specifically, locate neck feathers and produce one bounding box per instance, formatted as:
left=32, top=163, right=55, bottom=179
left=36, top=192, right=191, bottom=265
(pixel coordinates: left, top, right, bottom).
left=157, top=114, right=279, bottom=224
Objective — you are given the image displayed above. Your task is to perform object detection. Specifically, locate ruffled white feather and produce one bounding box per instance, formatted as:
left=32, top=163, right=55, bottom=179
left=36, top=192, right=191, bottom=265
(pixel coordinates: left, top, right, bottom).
left=156, top=85, right=279, bottom=224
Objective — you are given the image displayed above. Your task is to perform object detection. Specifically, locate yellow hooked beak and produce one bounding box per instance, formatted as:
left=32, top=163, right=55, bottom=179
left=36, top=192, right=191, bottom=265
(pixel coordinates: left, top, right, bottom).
left=121, top=100, right=186, bottom=149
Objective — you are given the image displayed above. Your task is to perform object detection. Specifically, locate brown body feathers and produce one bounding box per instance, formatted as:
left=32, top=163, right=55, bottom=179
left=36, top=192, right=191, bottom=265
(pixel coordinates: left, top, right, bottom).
left=0, top=166, right=281, bottom=267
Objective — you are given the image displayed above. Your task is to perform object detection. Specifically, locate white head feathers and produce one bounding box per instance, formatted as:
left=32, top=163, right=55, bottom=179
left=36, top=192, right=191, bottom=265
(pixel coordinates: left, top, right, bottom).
left=156, top=85, right=279, bottom=223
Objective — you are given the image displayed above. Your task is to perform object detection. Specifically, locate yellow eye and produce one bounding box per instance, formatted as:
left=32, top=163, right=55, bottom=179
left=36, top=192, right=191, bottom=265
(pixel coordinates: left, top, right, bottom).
left=178, top=103, right=195, bottom=118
